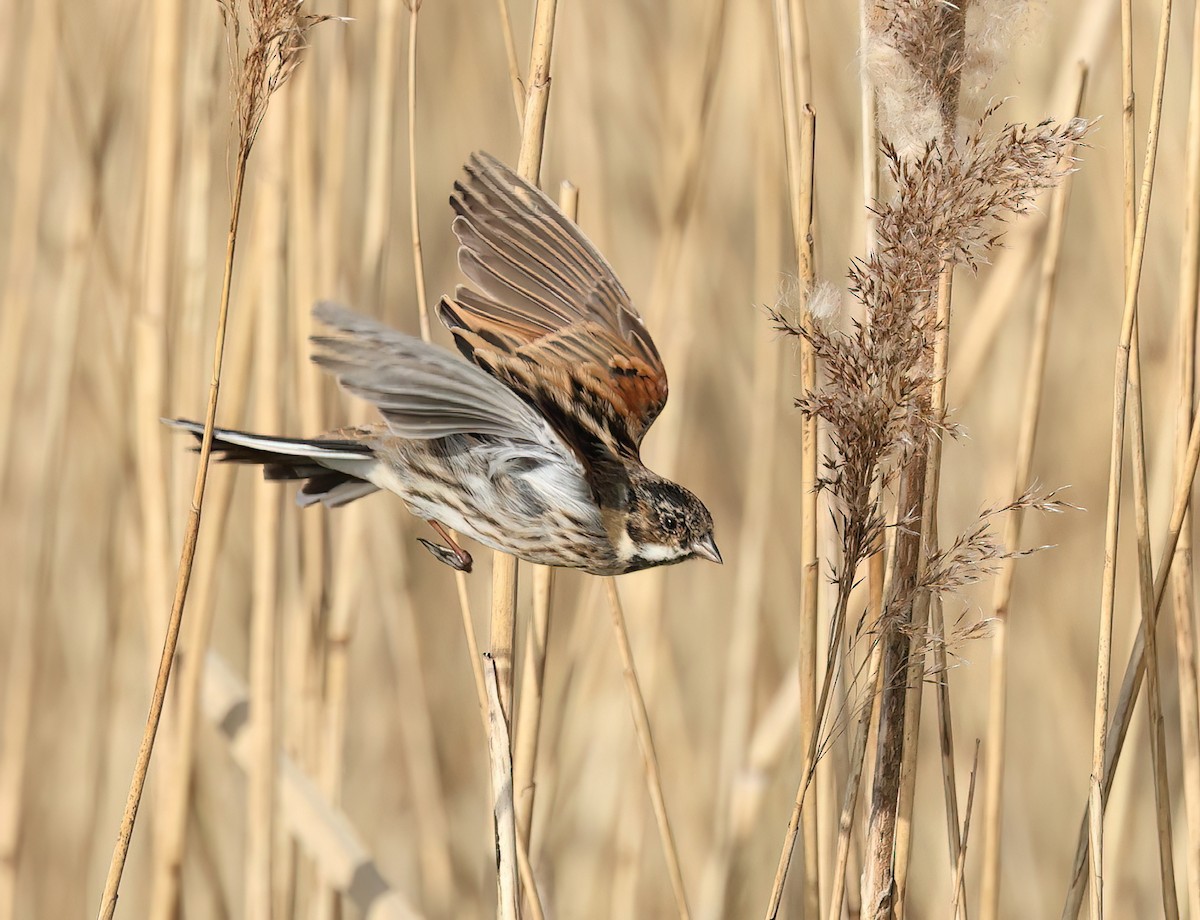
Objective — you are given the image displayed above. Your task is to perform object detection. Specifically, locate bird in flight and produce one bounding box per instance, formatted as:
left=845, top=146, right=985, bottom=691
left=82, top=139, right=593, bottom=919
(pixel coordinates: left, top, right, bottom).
left=168, top=153, right=720, bottom=576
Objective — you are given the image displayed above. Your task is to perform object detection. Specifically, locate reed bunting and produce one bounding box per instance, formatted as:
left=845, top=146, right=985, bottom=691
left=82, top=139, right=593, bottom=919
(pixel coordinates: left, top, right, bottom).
left=168, top=153, right=720, bottom=576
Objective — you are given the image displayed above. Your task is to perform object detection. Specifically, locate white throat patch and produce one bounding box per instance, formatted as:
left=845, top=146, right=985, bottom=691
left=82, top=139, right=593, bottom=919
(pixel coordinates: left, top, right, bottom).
left=615, top=530, right=687, bottom=564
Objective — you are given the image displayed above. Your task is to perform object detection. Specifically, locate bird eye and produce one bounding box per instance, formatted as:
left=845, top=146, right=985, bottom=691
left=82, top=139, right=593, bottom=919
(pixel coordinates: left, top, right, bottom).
left=658, top=510, right=681, bottom=534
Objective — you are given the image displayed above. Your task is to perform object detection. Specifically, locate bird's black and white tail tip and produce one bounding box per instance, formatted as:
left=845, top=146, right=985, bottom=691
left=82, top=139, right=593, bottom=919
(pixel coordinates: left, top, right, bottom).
left=162, top=418, right=380, bottom=508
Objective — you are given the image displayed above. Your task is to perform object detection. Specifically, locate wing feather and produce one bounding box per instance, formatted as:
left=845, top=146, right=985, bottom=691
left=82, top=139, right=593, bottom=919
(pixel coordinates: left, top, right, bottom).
left=310, top=301, right=562, bottom=447
left=439, top=152, right=668, bottom=456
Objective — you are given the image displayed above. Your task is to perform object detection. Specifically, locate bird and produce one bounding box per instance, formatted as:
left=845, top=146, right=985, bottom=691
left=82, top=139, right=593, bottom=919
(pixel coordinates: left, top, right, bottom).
left=167, top=152, right=720, bottom=576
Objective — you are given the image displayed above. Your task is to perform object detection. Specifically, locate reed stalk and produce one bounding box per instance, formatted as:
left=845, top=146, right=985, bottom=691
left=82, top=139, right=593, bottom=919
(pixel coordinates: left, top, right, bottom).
left=487, top=655, right=520, bottom=920
left=697, top=59, right=784, bottom=918
left=287, top=59, right=327, bottom=807
left=372, top=532, right=456, bottom=915
left=980, top=65, right=1089, bottom=920
left=132, top=0, right=180, bottom=681
left=827, top=634, right=886, bottom=920
left=1118, top=0, right=1178, bottom=907
left=1086, top=0, right=1173, bottom=914
left=493, top=0, right=525, bottom=123
left=314, top=505, right=365, bottom=920
left=605, top=579, right=691, bottom=920
left=512, top=181, right=576, bottom=863
left=761, top=0, right=818, bottom=896
left=95, top=5, right=327, bottom=915
left=0, top=0, right=56, bottom=489
left=360, top=0, right=402, bottom=297
left=860, top=0, right=885, bottom=636
left=893, top=269, right=961, bottom=917
left=488, top=0, right=561, bottom=745
left=861, top=4, right=966, bottom=910
left=949, top=742, right=982, bottom=920
left=766, top=511, right=870, bottom=919
left=1172, top=0, right=1200, bottom=909
left=1065, top=393, right=1200, bottom=915
left=246, top=109, right=287, bottom=920
left=147, top=300, right=256, bottom=920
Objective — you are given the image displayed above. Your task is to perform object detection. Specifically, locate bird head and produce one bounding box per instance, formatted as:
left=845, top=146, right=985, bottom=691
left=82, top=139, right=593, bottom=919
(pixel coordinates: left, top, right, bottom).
left=618, top=475, right=721, bottom=571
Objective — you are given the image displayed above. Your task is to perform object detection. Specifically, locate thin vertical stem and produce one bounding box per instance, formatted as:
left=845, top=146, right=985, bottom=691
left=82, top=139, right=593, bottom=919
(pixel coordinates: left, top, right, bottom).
left=1087, top=1, right=1174, bottom=916
left=773, top=2, right=819, bottom=904
left=246, top=113, right=287, bottom=920
left=1172, top=0, right=1200, bottom=909
left=487, top=653, right=519, bottom=920
left=406, top=1, right=431, bottom=342
left=512, top=182, right=575, bottom=866
left=401, top=0, right=489, bottom=739
left=826, top=637, right=886, bottom=920
left=862, top=452, right=927, bottom=920
left=894, top=270, right=959, bottom=917
left=697, top=67, right=784, bottom=918
left=949, top=743, right=983, bottom=920
left=0, top=0, right=56, bottom=487
left=982, top=67, right=1088, bottom=920
left=605, top=579, right=692, bottom=920
left=96, top=143, right=250, bottom=920
left=1064, top=397, right=1200, bottom=918
left=490, top=557, right=519, bottom=728
left=493, top=1, right=561, bottom=737
left=483, top=7, right=561, bottom=912
left=1117, top=3, right=1178, bottom=914
left=515, top=0, right=560, bottom=186
left=493, top=0, right=526, bottom=123
left=360, top=0, right=402, bottom=296
left=147, top=305, right=256, bottom=920
left=766, top=549, right=862, bottom=919
left=796, top=105, right=821, bottom=920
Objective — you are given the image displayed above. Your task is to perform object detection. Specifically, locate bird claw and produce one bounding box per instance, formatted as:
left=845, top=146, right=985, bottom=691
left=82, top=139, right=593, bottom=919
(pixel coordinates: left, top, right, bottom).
left=417, top=538, right=473, bottom=573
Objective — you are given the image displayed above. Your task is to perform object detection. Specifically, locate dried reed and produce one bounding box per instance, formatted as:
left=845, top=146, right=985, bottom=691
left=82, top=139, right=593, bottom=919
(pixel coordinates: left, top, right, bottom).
left=605, top=579, right=691, bottom=919
left=770, top=81, right=1090, bottom=920
left=246, top=107, right=287, bottom=920
left=1117, top=0, right=1178, bottom=909
left=486, top=654, right=520, bottom=920
left=1086, top=0, right=1173, bottom=913
left=1066, top=395, right=1200, bottom=915
left=0, top=0, right=56, bottom=490
left=512, top=181, right=577, bottom=865
left=1173, top=0, right=1200, bottom=909
left=979, top=62, right=1090, bottom=920
left=697, top=49, right=785, bottom=917
left=95, top=4, right=329, bottom=916
left=147, top=298, right=256, bottom=920
left=949, top=742, right=982, bottom=920
left=776, top=0, right=821, bottom=909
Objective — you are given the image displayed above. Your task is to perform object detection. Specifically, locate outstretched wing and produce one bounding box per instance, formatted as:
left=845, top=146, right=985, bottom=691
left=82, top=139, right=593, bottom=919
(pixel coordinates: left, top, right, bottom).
left=310, top=301, right=565, bottom=451
left=437, top=152, right=668, bottom=460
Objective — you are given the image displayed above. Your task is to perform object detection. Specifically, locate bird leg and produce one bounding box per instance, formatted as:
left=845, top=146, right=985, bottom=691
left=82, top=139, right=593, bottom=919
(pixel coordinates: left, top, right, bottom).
left=417, top=521, right=474, bottom=573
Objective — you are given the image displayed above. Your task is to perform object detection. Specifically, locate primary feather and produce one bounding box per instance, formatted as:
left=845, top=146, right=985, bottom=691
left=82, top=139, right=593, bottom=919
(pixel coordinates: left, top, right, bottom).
left=438, top=152, right=669, bottom=464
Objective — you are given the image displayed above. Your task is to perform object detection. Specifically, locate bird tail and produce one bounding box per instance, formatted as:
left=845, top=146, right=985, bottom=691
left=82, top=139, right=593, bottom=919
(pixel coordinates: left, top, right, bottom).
left=163, top=418, right=381, bottom=508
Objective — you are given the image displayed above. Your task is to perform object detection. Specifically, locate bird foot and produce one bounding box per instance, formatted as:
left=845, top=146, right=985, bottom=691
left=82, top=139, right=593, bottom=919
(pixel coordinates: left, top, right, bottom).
left=417, top=538, right=474, bottom=573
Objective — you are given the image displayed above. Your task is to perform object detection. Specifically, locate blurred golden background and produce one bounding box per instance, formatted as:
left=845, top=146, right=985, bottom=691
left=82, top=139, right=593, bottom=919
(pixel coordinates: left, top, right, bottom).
left=3, top=0, right=1199, bottom=917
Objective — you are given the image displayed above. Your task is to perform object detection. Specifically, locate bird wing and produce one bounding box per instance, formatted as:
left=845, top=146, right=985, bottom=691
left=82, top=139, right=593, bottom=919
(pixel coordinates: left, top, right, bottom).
left=437, top=152, right=668, bottom=460
left=310, top=301, right=568, bottom=452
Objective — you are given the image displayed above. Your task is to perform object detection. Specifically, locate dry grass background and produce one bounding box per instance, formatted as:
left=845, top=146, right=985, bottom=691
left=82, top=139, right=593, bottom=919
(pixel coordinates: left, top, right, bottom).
left=5, top=0, right=1200, bottom=917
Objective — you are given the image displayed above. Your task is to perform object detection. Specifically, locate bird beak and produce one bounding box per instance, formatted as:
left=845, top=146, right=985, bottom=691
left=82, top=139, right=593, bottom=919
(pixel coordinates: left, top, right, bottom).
left=693, top=534, right=723, bottom=565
